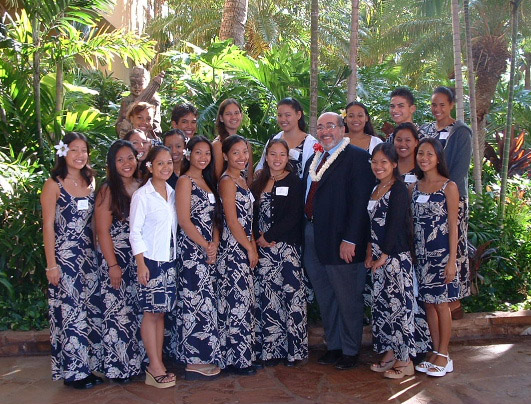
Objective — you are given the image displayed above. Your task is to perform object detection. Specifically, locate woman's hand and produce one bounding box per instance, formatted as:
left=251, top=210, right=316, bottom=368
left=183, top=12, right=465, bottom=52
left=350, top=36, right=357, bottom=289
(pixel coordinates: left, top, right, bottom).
left=46, top=267, right=61, bottom=287
left=256, top=233, right=276, bottom=248
left=109, top=265, right=122, bottom=290
left=247, top=243, right=259, bottom=268
left=444, top=260, right=457, bottom=284
left=364, top=243, right=373, bottom=269
left=137, top=262, right=150, bottom=286
left=206, top=241, right=218, bottom=264
left=371, top=254, right=388, bottom=271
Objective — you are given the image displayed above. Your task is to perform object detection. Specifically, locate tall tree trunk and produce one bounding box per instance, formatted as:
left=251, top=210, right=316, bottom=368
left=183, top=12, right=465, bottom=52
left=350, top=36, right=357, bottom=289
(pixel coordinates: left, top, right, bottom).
left=524, top=52, right=531, bottom=90
left=310, top=0, right=319, bottom=136
left=499, top=0, right=522, bottom=221
left=55, top=60, right=63, bottom=115
left=451, top=0, right=464, bottom=121
left=32, top=16, right=43, bottom=155
left=219, top=0, right=249, bottom=48
left=347, top=0, right=360, bottom=103
left=464, top=0, right=482, bottom=194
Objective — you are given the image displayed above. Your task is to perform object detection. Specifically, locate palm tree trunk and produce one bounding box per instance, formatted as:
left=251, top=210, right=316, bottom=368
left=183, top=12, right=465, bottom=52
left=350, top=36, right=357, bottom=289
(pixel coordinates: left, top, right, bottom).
left=31, top=15, right=43, bottom=156
left=310, top=0, right=319, bottom=136
left=464, top=0, right=482, bottom=194
left=347, top=0, right=360, bottom=103
left=499, top=0, right=522, bottom=221
left=219, top=0, right=249, bottom=48
left=55, top=60, right=63, bottom=115
left=524, top=52, right=531, bottom=90
left=451, top=0, right=464, bottom=121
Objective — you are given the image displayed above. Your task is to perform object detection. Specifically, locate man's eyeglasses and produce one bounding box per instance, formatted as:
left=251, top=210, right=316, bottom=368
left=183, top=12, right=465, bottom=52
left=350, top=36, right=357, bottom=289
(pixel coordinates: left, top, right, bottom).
left=316, top=123, right=339, bottom=132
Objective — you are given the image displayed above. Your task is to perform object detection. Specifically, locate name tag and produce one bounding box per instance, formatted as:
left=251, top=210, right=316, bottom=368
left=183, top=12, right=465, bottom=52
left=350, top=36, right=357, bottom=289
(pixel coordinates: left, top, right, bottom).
left=404, top=174, right=417, bottom=184
left=249, top=192, right=255, bottom=204
left=77, top=199, right=89, bottom=211
left=289, top=149, right=301, bottom=160
left=416, top=194, right=430, bottom=203
left=276, top=186, right=289, bottom=196
left=208, top=193, right=216, bottom=204
left=367, top=200, right=377, bottom=211
left=439, top=131, right=449, bottom=140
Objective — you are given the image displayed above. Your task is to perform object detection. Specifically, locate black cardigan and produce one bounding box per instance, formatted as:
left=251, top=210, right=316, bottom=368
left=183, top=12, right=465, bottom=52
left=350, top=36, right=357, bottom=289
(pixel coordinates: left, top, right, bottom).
left=252, top=172, right=304, bottom=246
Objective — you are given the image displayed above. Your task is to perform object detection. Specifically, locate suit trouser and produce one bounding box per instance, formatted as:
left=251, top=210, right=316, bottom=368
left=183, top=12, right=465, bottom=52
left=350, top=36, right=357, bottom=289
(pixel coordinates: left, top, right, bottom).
left=303, top=221, right=366, bottom=356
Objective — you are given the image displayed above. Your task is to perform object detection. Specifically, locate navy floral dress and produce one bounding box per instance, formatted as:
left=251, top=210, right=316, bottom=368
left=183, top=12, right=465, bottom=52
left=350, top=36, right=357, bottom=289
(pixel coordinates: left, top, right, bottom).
left=254, top=192, right=308, bottom=362
left=412, top=181, right=460, bottom=303
left=216, top=177, right=256, bottom=369
left=368, top=190, right=417, bottom=361
left=48, top=181, right=102, bottom=382
left=99, top=216, right=145, bottom=379
left=289, top=139, right=305, bottom=178
left=174, top=177, right=221, bottom=365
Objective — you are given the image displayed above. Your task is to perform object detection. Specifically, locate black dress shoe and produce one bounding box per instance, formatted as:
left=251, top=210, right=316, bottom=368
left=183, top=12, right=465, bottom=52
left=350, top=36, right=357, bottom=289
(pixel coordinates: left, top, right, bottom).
left=335, top=354, right=358, bottom=370
left=317, top=349, right=343, bottom=365
left=263, top=358, right=282, bottom=367
left=88, top=373, right=104, bottom=385
left=64, top=376, right=95, bottom=389
left=252, top=360, right=264, bottom=369
left=110, top=377, right=131, bottom=384
left=227, top=365, right=257, bottom=376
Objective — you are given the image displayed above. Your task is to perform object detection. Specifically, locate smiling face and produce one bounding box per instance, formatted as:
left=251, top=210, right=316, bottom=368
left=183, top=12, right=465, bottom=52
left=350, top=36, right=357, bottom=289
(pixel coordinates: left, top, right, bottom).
left=277, top=104, right=301, bottom=133
left=431, top=92, right=454, bottom=124
left=416, top=142, right=438, bottom=173
left=394, top=128, right=419, bottom=160
left=346, top=105, right=369, bottom=135
left=316, top=113, right=344, bottom=151
left=371, top=150, right=397, bottom=183
left=128, top=131, right=151, bottom=161
left=189, top=141, right=212, bottom=172
left=149, top=150, right=173, bottom=181
left=164, top=134, right=185, bottom=164
left=172, top=113, right=197, bottom=138
left=115, top=146, right=137, bottom=179
left=390, top=95, right=416, bottom=125
left=130, top=108, right=153, bottom=132
left=266, top=142, right=289, bottom=175
left=65, top=139, right=89, bottom=171
left=224, top=140, right=248, bottom=171
left=220, top=103, right=243, bottom=134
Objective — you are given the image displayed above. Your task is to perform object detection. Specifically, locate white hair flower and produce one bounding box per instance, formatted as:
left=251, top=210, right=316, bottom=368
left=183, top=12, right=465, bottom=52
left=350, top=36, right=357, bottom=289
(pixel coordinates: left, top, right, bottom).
left=54, top=140, right=69, bottom=157
left=183, top=149, right=191, bottom=159
left=145, top=161, right=152, bottom=168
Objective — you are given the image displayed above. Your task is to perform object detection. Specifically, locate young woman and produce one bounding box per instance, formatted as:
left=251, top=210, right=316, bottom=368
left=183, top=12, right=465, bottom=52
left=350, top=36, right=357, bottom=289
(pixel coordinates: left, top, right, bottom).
left=255, top=97, right=318, bottom=178
left=393, top=122, right=420, bottom=184
left=217, top=135, right=258, bottom=375
left=419, top=86, right=472, bottom=319
left=127, top=102, right=158, bottom=141
left=96, top=140, right=144, bottom=384
left=129, top=146, right=177, bottom=388
left=124, top=129, right=151, bottom=180
left=171, top=103, right=198, bottom=139
left=251, top=139, right=307, bottom=367
left=173, top=136, right=223, bottom=380
left=411, top=138, right=459, bottom=377
left=344, top=101, right=382, bottom=154
left=364, top=143, right=416, bottom=379
left=41, top=132, right=102, bottom=389
left=163, top=129, right=186, bottom=189
left=212, top=99, right=254, bottom=185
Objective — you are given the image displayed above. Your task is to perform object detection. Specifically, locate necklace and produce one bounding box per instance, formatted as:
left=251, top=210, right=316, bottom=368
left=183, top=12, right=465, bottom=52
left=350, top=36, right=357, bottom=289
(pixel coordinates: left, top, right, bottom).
left=374, top=179, right=394, bottom=199
left=309, top=137, right=350, bottom=182
left=270, top=170, right=286, bottom=182
left=66, top=175, right=81, bottom=187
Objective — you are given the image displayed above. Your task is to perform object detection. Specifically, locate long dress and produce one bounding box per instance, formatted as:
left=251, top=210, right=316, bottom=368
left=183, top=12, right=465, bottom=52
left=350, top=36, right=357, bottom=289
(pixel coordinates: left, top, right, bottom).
left=175, top=177, right=221, bottom=365
left=254, top=192, right=308, bottom=362
left=368, top=189, right=417, bottom=361
left=216, top=178, right=256, bottom=369
left=99, top=216, right=145, bottom=379
left=412, top=181, right=460, bottom=303
left=48, top=181, right=102, bottom=382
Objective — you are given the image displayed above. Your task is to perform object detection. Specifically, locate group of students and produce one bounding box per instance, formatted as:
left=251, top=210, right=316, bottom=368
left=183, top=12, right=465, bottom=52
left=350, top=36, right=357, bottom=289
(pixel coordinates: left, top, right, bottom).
left=41, top=86, right=471, bottom=389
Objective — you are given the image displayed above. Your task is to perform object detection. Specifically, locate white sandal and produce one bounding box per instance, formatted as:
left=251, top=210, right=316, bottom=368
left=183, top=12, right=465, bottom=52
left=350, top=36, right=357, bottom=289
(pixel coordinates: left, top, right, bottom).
left=415, top=351, right=437, bottom=373
left=426, top=352, right=454, bottom=377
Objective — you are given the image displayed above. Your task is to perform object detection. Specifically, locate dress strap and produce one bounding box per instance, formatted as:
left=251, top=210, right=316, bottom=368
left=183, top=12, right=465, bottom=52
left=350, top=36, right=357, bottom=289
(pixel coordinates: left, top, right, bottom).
left=441, top=179, right=451, bottom=191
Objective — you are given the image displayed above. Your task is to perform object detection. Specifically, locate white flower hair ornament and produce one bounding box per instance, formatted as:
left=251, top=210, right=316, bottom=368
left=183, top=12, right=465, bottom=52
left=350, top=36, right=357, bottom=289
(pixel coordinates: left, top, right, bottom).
left=54, top=140, right=69, bottom=157
left=183, top=149, right=191, bottom=159
left=145, top=161, right=152, bottom=168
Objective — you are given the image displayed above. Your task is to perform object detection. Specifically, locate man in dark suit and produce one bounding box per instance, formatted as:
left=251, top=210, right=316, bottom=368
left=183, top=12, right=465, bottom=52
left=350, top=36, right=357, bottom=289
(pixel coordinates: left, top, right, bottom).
left=303, top=112, right=375, bottom=369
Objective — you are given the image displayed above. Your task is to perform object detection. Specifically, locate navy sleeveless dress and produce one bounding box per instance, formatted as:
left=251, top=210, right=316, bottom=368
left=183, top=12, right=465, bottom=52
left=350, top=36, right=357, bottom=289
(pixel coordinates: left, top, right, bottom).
left=48, top=181, right=102, bottom=382
left=216, top=177, right=256, bottom=369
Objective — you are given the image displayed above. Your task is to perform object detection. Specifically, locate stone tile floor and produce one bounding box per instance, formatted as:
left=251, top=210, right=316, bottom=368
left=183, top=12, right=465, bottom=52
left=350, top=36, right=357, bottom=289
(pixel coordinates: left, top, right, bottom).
left=1, top=337, right=529, bottom=404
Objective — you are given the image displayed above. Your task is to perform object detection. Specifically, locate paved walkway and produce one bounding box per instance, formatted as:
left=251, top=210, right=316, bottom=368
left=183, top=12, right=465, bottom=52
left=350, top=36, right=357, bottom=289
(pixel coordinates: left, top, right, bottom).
left=1, top=337, right=529, bottom=404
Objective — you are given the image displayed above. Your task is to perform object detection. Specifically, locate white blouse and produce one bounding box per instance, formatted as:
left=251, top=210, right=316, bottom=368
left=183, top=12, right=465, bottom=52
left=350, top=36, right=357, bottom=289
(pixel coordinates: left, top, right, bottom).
left=129, top=178, right=177, bottom=262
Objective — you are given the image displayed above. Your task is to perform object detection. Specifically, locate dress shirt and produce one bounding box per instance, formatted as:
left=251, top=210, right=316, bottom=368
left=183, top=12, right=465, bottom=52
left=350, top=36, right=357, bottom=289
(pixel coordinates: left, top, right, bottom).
left=130, top=178, right=177, bottom=261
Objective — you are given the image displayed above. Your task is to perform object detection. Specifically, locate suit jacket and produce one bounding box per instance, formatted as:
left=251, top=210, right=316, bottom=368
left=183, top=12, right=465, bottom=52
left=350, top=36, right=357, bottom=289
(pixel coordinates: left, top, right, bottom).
left=303, top=144, right=375, bottom=265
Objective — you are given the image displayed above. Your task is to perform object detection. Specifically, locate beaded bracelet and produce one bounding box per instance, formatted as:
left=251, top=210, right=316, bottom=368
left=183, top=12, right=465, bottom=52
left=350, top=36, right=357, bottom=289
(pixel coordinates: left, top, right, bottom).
left=45, top=265, right=59, bottom=272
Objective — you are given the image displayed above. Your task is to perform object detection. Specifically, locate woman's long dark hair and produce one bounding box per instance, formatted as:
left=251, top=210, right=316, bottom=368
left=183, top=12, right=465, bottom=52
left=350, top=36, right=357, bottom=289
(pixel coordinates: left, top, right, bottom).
left=180, top=135, right=223, bottom=230
left=278, top=97, right=306, bottom=132
left=415, top=138, right=450, bottom=180
left=215, top=98, right=242, bottom=141
left=392, top=122, right=419, bottom=141
left=98, top=140, right=137, bottom=221
left=250, top=139, right=292, bottom=202
left=221, top=134, right=247, bottom=173
left=140, top=145, right=171, bottom=186
left=371, top=143, right=402, bottom=184
left=51, top=132, right=94, bottom=186
left=344, top=101, right=375, bottom=137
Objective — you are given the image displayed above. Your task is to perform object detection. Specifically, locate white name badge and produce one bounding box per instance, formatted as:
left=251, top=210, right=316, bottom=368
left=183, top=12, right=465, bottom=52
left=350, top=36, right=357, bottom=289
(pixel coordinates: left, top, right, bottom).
left=404, top=174, right=417, bottom=184
left=367, top=200, right=377, bottom=211
left=439, top=131, right=449, bottom=140
left=208, top=193, right=216, bottom=204
left=416, top=194, right=430, bottom=203
left=77, top=199, right=89, bottom=211
left=289, top=149, right=301, bottom=160
left=276, top=186, right=289, bottom=196
left=249, top=192, right=255, bottom=204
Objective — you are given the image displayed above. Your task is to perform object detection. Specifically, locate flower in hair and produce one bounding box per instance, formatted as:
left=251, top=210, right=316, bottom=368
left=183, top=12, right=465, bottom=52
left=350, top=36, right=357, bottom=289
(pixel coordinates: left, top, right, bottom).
left=340, top=109, right=346, bottom=118
left=145, top=161, right=152, bottom=168
left=313, top=143, right=324, bottom=153
left=54, top=140, right=69, bottom=157
left=183, top=149, right=191, bottom=159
